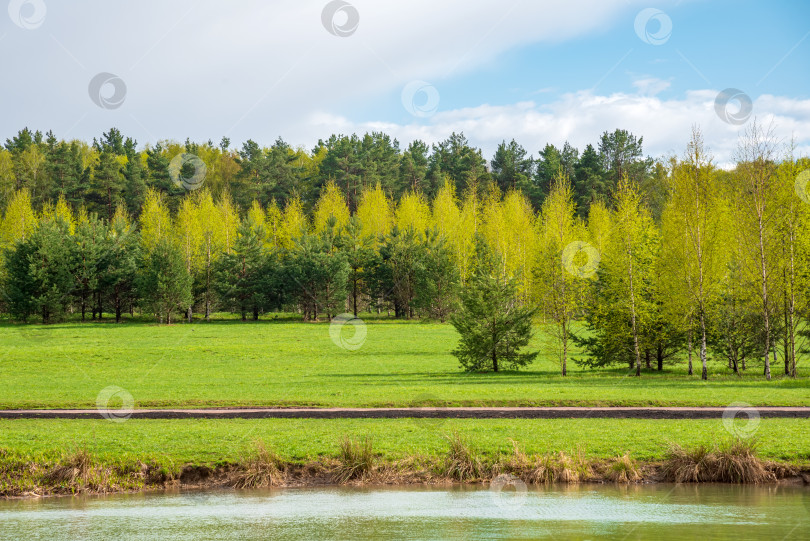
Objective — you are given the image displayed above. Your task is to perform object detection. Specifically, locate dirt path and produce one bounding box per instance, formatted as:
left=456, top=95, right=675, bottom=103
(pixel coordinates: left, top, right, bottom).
left=1, top=406, right=808, bottom=419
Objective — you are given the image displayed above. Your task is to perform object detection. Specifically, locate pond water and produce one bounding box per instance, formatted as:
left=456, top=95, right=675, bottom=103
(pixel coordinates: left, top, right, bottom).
left=0, top=484, right=808, bottom=540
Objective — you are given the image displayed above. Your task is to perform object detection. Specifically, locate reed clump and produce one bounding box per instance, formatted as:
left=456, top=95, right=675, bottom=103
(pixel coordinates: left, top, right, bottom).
left=498, top=441, right=593, bottom=484
left=442, top=432, right=484, bottom=481
left=231, top=440, right=286, bottom=489
left=605, top=453, right=642, bottom=483
left=333, top=436, right=375, bottom=483
left=662, top=439, right=774, bottom=484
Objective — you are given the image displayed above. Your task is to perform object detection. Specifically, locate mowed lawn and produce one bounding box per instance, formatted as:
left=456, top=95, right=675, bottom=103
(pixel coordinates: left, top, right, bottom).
left=1, top=418, right=808, bottom=465
left=1, top=316, right=809, bottom=409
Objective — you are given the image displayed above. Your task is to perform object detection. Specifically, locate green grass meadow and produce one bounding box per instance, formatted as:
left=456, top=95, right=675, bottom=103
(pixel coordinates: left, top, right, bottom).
left=1, top=315, right=809, bottom=409
left=1, top=418, right=808, bottom=466
left=1, top=316, right=809, bottom=470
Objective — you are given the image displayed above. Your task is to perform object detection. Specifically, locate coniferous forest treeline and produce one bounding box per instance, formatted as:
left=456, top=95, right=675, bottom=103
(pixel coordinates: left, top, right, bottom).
left=1, top=123, right=808, bottom=380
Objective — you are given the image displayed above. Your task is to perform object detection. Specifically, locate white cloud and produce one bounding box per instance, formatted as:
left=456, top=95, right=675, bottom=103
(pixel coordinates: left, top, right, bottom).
left=1, top=0, right=647, bottom=144
left=303, top=90, right=810, bottom=166
left=4, top=0, right=805, bottom=169
left=631, top=77, right=672, bottom=96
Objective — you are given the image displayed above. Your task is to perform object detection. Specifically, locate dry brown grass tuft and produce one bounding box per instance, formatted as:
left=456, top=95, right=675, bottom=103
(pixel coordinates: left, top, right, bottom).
left=46, top=448, right=94, bottom=485
left=662, top=439, right=774, bottom=484
left=500, top=443, right=592, bottom=484
left=662, top=442, right=713, bottom=482
left=713, top=440, right=774, bottom=484
left=333, top=436, right=375, bottom=483
left=554, top=452, right=579, bottom=483
left=526, top=453, right=556, bottom=484
left=443, top=433, right=483, bottom=481
left=231, top=441, right=286, bottom=489
left=606, top=453, right=642, bottom=483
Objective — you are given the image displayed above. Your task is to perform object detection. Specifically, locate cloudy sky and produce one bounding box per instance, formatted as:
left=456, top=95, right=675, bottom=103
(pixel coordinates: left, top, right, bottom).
left=2, top=0, right=809, bottom=164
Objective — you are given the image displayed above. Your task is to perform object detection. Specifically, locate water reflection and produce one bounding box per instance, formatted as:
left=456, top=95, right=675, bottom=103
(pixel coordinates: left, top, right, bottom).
left=0, top=484, right=808, bottom=540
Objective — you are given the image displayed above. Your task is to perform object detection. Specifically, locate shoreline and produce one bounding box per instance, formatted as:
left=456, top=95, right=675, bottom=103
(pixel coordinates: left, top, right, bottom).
left=10, top=473, right=810, bottom=501
left=5, top=444, right=809, bottom=500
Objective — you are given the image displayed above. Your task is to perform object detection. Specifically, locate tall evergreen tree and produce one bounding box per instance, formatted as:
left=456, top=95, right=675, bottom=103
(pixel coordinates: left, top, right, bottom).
left=451, top=241, right=537, bottom=372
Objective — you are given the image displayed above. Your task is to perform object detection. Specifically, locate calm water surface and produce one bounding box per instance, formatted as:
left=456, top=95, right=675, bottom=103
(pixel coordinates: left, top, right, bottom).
left=0, top=484, right=808, bottom=540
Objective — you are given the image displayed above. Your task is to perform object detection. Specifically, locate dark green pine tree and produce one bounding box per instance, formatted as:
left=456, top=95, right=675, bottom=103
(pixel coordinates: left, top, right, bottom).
left=6, top=217, right=75, bottom=323
left=122, top=137, right=146, bottom=218
left=490, top=139, right=534, bottom=195
left=573, top=143, right=608, bottom=216
left=413, top=229, right=459, bottom=322
left=2, top=236, right=39, bottom=322
left=450, top=241, right=537, bottom=372
left=72, top=214, right=106, bottom=320
left=338, top=216, right=374, bottom=317
left=47, top=139, right=89, bottom=210
left=285, top=220, right=350, bottom=321
left=145, top=143, right=181, bottom=211
left=375, top=226, right=422, bottom=318
left=101, top=215, right=141, bottom=322
left=398, top=140, right=429, bottom=196
left=427, top=132, right=490, bottom=199
left=214, top=216, right=267, bottom=320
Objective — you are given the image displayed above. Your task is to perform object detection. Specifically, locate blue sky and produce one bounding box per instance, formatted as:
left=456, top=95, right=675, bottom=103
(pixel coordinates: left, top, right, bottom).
left=435, top=1, right=808, bottom=109
left=2, top=0, right=808, bottom=164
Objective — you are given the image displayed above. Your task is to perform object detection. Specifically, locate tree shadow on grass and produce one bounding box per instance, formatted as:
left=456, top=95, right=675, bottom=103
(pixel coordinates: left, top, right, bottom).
left=319, top=369, right=810, bottom=390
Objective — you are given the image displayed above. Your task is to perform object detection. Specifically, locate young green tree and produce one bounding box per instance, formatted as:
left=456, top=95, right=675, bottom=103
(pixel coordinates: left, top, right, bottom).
left=660, top=128, right=728, bottom=380
left=577, top=178, right=659, bottom=375
left=0, top=188, right=37, bottom=249
left=730, top=122, right=781, bottom=380
left=176, top=195, right=202, bottom=322
left=215, top=216, right=267, bottom=320
left=534, top=171, right=589, bottom=375
left=139, top=188, right=172, bottom=253
left=137, top=238, right=192, bottom=324
left=72, top=211, right=106, bottom=320
left=481, top=190, right=537, bottom=298
left=356, top=183, right=392, bottom=247
left=286, top=223, right=350, bottom=321
left=773, top=148, right=810, bottom=377
left=451, top=242, right=537, bottom=372
left=102, top=206, right=141, bottom=322
left=313, top=180, right=350, bottom=233
left=339, top=216, right=374, bottom=316
left=413, top=230, right=460, bottom=322
left=6, top=216, right=75, bottom=322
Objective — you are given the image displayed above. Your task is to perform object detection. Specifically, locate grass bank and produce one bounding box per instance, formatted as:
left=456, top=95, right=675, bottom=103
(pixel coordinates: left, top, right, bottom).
left=1, top=318, right=808, bottom=409
left=0, top=418, right=808, bottom=497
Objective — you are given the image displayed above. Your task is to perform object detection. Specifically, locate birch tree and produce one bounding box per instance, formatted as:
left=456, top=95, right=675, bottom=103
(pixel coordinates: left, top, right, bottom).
left=534, top=171, right=589, bottom=375
left=660, top=128, right=728, bottom=380
left=731, top=122, right=780, bottom=380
